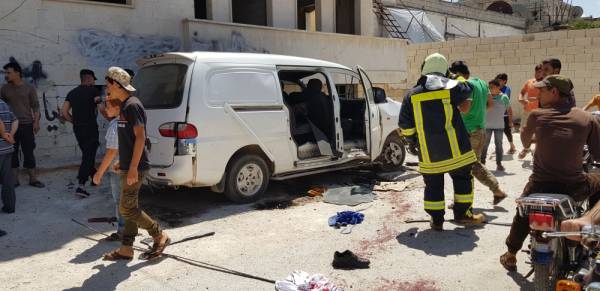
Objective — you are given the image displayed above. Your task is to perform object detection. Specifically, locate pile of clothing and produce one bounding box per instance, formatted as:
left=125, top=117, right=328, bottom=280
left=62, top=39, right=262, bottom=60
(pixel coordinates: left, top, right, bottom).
left=275, top=271, right=344, bottom=291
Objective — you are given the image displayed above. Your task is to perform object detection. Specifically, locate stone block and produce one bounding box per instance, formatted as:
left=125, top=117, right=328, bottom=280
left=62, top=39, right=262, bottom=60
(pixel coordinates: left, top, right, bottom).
left=515, top=49, right=530, bottom=57
left=477, top=44, right=491, bottom=52
left=534, top=32, right=551, bottom=41
left=545, top=47, right=564, bottom=57
left=586, top=29, right=600, bottom=38
left=540, top=39, right=557, bottom=48
left=567, top=30, right=587, bottom=39
left=550, top=30, right=568, bottom=40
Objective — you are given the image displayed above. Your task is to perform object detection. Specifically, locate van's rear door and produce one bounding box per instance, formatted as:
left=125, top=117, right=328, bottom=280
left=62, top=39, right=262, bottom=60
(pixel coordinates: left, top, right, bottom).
left=134, top=55, right=195, bottom=167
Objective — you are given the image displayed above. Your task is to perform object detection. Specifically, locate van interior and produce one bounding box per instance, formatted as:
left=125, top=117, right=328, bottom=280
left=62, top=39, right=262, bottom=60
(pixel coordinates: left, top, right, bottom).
left=278, top=70, right=367, bottom=160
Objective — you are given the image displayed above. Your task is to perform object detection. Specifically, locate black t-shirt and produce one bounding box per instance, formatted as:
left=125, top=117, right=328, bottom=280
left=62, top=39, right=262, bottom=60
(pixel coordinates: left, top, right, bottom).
left=65, top=85, right=99, bottom=126
left=118, top=97, right=149, bottom=171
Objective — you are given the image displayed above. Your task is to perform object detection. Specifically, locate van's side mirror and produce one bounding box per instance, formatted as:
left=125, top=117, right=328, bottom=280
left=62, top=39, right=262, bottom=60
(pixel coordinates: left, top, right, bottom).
left=373, top=87, right=387, bottom=104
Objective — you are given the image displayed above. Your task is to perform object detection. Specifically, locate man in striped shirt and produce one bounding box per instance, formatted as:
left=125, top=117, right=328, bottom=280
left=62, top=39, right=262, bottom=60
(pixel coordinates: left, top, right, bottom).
left=0, top=98, right=18, bottom=213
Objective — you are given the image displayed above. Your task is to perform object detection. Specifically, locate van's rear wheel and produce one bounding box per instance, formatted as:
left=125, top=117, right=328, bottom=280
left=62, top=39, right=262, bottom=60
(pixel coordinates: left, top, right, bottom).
left=225, top=154, right=270, bottom=204
left=378, top=134, right=406, bottom=172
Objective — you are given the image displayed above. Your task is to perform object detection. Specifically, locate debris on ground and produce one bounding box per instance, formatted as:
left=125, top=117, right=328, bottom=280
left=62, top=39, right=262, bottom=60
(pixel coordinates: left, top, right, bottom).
left=275, top=271, right=344, bottom=291
left=323, top=185, right=375, bottom=206
left=307, top=186, right=327, bottom=197
left=254, top=197, right=294, bottom=210
left=373, top=181, right=409, bottom=192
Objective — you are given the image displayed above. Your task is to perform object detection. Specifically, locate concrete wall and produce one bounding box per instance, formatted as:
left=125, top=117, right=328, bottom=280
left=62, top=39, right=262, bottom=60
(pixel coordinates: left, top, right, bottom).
left=183, top=19, right=409, bottom=94
left=0, top=0, right=193, bottom=167
left=406, top=28, right=600, bottom=119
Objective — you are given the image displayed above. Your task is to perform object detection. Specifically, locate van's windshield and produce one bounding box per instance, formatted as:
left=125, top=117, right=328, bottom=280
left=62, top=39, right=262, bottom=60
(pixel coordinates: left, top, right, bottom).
left=133, top=64, right=188, bottom=109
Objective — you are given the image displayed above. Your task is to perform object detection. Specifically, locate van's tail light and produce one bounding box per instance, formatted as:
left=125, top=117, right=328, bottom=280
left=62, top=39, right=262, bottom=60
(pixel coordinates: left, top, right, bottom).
left=529, top=212, right=554, bottom=231
left=159, top=123, right=198, bottom=139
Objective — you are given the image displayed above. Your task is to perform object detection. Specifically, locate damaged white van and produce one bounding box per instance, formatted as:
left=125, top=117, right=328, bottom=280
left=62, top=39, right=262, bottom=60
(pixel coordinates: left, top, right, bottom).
left=134, top=52, right=405, bottom=203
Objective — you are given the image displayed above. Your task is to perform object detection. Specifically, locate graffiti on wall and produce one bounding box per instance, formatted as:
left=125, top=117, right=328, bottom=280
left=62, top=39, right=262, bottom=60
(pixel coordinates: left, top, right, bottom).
left=77, top=29, right=182, bottom=69
left=190, top=31, right=269, bottom=53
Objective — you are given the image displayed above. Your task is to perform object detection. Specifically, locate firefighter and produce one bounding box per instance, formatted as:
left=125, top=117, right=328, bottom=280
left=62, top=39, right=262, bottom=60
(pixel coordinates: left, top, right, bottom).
left=399, top=53, right=487, bottom=230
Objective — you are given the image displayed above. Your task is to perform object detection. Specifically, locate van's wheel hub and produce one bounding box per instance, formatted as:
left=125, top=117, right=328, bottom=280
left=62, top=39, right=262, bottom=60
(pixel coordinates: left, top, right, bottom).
left=236, top=163, right=263, bottom=196
left=384, top=142, right=404, bottom=166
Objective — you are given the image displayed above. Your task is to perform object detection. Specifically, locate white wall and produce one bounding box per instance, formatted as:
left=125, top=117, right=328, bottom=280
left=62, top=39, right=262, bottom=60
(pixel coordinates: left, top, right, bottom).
left=0, top=0, right=192, bottom=167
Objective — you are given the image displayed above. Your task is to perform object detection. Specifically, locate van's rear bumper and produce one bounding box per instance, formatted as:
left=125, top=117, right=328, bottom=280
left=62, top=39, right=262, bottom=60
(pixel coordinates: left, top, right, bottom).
left=146, top=155, right=195, bottom=187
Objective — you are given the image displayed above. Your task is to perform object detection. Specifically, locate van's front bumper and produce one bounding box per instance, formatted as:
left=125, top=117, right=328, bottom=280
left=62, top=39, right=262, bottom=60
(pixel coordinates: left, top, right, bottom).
left=146, top=155, right=195, bottom=187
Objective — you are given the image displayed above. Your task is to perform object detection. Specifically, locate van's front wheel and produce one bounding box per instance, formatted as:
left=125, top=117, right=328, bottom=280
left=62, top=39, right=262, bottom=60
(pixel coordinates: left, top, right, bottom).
left=225, top=154, right=270, bottom=204
left=378, top=134, right=406, bottom=172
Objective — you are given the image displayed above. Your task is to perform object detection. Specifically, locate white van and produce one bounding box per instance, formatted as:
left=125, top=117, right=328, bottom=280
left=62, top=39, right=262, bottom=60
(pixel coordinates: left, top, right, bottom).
left=134, top=52, right=405, bottom=203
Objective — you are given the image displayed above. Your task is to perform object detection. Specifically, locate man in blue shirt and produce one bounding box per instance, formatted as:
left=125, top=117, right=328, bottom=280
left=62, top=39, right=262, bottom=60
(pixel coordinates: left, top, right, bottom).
left=496, top=73, right=516, bottom=154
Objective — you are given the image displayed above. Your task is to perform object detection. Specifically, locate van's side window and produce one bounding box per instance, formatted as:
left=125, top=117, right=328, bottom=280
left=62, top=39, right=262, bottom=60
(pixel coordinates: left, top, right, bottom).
left=208, top=70, right=279, bottom=106
left=329, top=71, right=366, bottom=101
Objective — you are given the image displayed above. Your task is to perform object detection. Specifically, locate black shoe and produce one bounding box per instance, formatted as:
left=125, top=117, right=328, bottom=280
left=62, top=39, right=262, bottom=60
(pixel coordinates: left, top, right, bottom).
left=75, top=187, right=90, bottom=198
left=0, top=229, right=6, bottom=237
left=332, top=250, right=370, bottom=269
left=1, top=206, right=14, bottom=214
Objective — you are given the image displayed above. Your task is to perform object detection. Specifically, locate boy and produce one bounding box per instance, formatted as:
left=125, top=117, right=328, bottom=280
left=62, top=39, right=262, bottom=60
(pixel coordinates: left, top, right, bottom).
left=99, top=67, right=168, bottom=261
left=482, top=79, right=512, bottom=172
left=93, top=98, right=124, bottom=240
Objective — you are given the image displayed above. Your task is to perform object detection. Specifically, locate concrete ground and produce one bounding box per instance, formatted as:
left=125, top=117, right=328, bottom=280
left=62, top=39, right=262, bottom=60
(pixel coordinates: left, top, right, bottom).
left=0, top=135, right=539, bottom=291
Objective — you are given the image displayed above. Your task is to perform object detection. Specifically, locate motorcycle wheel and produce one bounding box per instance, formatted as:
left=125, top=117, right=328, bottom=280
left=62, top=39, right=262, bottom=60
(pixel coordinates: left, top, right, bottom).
left=533, top=239, right=565, bottom=291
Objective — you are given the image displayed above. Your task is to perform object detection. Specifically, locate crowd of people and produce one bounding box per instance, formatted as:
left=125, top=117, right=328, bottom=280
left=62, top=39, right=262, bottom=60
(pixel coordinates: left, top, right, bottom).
left=399, top=53, right=600, bottom=273
left=1, top=51, right=600, bottom=268
left=0, top=64, right=169, bottom=259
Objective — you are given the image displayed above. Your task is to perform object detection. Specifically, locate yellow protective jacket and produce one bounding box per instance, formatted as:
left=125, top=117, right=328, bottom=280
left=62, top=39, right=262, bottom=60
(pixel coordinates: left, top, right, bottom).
left=399, top=75, right=477, bottom=174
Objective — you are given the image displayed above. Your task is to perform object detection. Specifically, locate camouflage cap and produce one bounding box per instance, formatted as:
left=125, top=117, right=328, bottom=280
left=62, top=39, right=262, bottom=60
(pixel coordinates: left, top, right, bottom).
left=105, top=66, right=136, bottom=92
left=533, top=75, right=573, bottom=96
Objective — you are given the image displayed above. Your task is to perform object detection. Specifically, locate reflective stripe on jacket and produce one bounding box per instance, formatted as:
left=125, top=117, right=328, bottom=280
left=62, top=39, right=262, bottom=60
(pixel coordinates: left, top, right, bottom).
left=399, top=75, right=477, bottom=174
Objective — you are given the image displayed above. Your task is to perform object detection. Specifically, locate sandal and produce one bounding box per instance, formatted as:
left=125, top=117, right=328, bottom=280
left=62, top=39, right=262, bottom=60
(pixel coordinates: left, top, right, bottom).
left=500, top=252, right=517, bottom=272
left=493, top=195, right=508, bottom=205
left=103, top=249, right=133, bottom=261
left=103, top=233, right=121, bottom=242
left=140, top=237, right=171, bottom=260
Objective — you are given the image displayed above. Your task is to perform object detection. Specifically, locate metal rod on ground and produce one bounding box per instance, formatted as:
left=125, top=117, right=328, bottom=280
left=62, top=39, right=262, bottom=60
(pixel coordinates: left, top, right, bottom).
left=404, top=218, right=512, bottom=227
left=71, top=219, right=277, bottom=284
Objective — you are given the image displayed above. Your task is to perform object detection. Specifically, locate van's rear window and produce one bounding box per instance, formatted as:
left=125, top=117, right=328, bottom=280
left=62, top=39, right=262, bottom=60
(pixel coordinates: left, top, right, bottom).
left=133, top=64, right=188, bottom=109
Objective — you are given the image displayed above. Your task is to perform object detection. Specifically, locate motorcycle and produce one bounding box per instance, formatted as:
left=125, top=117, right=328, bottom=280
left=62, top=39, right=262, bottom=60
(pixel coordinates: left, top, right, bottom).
left=543, top=211, right=600, bottom=291
left=516, top=194, right=584, bottom=291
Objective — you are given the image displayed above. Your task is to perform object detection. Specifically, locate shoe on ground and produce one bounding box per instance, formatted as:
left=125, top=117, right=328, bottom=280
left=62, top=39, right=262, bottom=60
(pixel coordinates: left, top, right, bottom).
left=430, top=220, right=443, bottom=231
left=75, top=187, right=90, bottom=198
left=454, top=213, right=486, bottom=226
left=1, top=206, right=14, bottom=214
left=0, top=229, right=6, bottom=237
left=29, top=180, right=45, bottom=188
left=496, top=164, right=506, bottom=172
left=332, top=250, right=370, bottom=269
left=500, top=251, right=517, bottom=272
